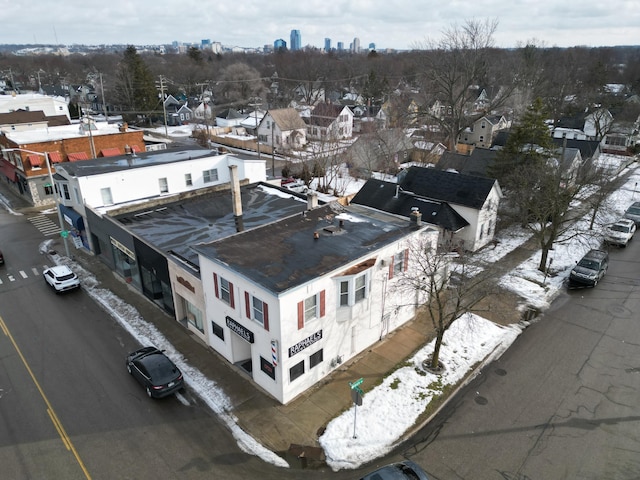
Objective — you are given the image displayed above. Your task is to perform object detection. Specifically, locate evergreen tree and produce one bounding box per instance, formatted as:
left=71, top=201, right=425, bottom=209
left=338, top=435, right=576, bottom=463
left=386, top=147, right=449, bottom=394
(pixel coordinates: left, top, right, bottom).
left=114, top=45, right=159, bottom=119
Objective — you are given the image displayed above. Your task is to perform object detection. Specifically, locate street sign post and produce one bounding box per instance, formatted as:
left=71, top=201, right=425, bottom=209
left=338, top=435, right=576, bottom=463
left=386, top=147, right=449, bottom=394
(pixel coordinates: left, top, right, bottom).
left=348, top=378, right=364, bottom=438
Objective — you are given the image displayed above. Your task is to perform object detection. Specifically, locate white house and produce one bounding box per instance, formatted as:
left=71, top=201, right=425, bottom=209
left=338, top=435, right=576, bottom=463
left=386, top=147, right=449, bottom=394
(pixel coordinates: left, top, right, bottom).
left=0, top=92, right=70, bottom=121
left=257, top=108, right=307, bottom=152
left=306, top=103, right=354, bottom=140
left=194, top=201, right=438, bottom=404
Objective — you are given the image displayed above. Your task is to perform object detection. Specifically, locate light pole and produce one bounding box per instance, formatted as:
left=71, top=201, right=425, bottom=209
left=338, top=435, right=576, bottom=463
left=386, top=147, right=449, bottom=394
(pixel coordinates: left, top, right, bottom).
left=5, top=147, right=71, bottom=257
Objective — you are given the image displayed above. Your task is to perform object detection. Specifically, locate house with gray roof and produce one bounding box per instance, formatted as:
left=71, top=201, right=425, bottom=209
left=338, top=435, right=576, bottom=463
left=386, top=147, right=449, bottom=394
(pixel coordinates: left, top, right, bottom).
left=257, top=108, right=307, bottom=152
left=352, top=166, right=502, bottom=252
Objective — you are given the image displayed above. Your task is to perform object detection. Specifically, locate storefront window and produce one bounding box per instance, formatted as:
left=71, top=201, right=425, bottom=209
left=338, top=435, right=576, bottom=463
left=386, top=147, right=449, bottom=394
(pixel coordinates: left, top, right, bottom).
left=182, top=298, right=203, bottom=332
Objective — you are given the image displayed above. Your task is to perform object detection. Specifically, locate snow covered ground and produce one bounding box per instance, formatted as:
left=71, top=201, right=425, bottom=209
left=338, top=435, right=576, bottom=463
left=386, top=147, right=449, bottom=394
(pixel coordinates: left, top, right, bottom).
left=28, top=162, right=640, bottom=470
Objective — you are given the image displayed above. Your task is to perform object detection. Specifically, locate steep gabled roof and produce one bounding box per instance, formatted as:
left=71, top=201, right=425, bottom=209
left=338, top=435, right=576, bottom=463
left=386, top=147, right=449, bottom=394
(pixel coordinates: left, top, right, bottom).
left=216, top=108, right=245, bottom=120
left=437, top=148, right=499, bottom=178
left=268, top=108, right=306, bottom=131
left=398, top=166, right=499, bottom=209
left=308, top=103, right=346, bottom=127
left=351, top=178, right=469, bottom=232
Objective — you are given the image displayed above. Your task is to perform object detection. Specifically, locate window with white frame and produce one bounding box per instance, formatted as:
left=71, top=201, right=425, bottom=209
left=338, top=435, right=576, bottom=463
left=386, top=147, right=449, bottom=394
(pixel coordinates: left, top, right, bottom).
left=338, top=272, right=369, bottom=307
left=101, top=187, right=113, bottom=205
left=304, top=294, right=318, bottom=321
left=251, top=297, right=265, bottom=325
left=203, top=168, right=218, bottom=183
left=185, top=173, right=193, bottom=186
left=159, top=177, right=168, bottom=193
left=392, top=251, right=406, bottom=276
left=220, top=277, right=231, bottom=304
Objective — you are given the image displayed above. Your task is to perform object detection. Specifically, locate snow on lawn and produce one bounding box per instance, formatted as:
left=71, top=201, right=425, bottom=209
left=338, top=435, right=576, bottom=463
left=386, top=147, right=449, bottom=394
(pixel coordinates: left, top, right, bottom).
left=319, top=313, right=523, bottom=470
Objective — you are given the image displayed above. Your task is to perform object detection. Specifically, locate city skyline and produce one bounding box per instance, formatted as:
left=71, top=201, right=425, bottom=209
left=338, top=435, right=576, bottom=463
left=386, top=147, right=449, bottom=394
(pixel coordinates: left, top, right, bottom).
left=2, top=1, right=639, bottom=50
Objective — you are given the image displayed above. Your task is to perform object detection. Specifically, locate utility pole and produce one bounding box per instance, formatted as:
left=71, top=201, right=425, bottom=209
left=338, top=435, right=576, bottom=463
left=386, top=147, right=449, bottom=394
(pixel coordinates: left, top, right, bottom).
left=249, top=98, right=262, bottom=160
left=156, top=75, right=168, bottom=137
left=100, top=73, right=108, bottom=122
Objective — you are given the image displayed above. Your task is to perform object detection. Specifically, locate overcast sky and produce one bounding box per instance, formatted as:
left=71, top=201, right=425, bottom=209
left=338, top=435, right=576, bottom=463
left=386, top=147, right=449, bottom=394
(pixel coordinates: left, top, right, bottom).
left=3, top=1, right=639, bottom=50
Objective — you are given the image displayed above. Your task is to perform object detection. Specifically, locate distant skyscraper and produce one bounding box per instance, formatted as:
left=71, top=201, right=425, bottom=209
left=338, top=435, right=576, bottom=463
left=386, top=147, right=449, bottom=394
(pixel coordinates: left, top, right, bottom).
left=274, top=38, right=287, bottom=51
left=290, top=29, right=301, bottom=51
left=352, top=37, right=360, bottom=53
left=337, top=41, right=344, bottom=51
left=324, top=38, right=331, bottom=52
left=369, top=43, right=376, bottom=51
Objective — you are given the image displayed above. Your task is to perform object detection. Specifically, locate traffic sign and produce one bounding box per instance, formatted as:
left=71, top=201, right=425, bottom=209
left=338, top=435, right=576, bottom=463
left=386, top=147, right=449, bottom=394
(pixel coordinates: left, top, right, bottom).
left=60, top=230, right=69, bottom=238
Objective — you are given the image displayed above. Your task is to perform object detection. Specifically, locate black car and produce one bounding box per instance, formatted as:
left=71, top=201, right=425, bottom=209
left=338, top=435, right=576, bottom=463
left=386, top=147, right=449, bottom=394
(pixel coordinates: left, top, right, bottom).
left=569, top=249, right=609, bottom=288
left=360, top=460, right=429, bottom=480
left=126, top=346, right=184, bottom=398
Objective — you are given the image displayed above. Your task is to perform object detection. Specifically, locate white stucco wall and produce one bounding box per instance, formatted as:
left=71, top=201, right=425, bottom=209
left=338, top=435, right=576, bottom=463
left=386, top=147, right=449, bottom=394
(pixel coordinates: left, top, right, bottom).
left=198, top=227, right=438, bottom=404
left=63, top=154, right=265, bottom=209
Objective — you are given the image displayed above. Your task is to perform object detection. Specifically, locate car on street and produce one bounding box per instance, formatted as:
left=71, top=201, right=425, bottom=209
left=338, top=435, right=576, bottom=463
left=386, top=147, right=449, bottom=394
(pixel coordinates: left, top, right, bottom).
left=569, top=249, right=609, bottom=288
left=126, top=346, right=184, bottom=398
left=43, top=265, right=80, bottom=292
left=623, top=201, right=640, bottom=225
left=359, top=460, right=429, bottom=480
left=604, top=218, right=636, bottom=247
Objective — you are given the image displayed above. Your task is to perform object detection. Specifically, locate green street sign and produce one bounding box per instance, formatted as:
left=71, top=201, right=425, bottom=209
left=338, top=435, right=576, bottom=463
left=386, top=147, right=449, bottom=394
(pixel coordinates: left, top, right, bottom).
left=60, top=230, right=69, bottom=238
left=349, top=378, right=364, bottom=389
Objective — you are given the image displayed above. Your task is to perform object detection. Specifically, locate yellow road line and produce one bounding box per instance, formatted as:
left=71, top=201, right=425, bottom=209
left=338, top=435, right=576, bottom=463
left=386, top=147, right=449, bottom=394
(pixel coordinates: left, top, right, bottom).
left=0, top=315, right=92, bottom=480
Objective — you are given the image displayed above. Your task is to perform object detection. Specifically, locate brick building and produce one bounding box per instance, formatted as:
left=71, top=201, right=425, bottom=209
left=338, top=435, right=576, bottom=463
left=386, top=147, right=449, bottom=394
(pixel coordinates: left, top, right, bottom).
left=0, top=121, right=145, bottom=206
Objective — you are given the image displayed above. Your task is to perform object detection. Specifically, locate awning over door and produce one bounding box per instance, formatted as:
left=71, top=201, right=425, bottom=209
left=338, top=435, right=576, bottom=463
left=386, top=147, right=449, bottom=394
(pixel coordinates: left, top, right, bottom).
left=0, top=159, right=17, bottom=182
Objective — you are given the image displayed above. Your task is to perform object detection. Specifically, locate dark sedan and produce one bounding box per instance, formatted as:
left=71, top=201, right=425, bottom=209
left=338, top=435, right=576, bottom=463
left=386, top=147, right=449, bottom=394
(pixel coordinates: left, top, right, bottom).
left=360, top=460, right=429, bottom=480
left=126, top=346, right=184, bottom=398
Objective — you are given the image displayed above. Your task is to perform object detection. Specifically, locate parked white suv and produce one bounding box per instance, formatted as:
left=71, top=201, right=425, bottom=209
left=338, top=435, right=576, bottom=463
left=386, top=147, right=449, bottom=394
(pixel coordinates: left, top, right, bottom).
left=43, top=265, right=80, bottom=292
left=604, top=218, right=636, bottom=247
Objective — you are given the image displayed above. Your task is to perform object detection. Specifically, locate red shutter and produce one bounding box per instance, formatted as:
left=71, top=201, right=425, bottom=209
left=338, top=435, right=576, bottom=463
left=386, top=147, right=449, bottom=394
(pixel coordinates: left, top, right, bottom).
left=388, top=257, right=394, bottom=279
left=229, top=282, right=235, bottom=308
left=319, top=290, right=326, bottom=318
left=297, top=301, right=304, bottom=330
left=404, top=249, right=409, bottom=271
left=213, top=273, right=219, bottom=298
left=245, top=292, right=251, bottom=318
left=264, top=303, right=269, bottom=331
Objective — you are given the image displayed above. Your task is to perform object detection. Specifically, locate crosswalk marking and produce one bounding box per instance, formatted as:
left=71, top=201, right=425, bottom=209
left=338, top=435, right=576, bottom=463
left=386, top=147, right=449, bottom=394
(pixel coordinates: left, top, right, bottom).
left=32, top=267, right=39, bottom=275
left=0, top=266, right=46, bottom=286
left=19, top=271, right=27, bottom=279
left=28, top=215, right=61, bottom=236
left=8, top=275, right=15, bottom=282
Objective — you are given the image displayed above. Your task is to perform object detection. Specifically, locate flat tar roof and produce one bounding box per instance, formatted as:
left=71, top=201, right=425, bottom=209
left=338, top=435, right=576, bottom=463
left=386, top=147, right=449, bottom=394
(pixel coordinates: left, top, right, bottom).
left=195, top=202, right=428, bottom=294
left=113, top=183, right=308, bottom=269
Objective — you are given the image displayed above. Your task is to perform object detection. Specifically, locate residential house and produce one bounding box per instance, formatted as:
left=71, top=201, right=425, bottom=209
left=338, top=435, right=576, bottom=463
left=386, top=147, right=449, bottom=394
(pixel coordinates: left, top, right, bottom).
left=257, top=108, right=307, bottom=152
left=52, top=147, right=267, bottom=250
left=306, top=103, right=353, bottom=141
left=0, top=122, right=145, bottom=206
left=193, top=102, right=213, bottom=122
left=0, top=92, right=71, bottom=122
left=553, top=108, right=613, bottom=141
left=357, top=166, right=503, bottom=252
left=164, top=94, right=193, bottom=126
left=351, top=178, right=469, bottom=251
left=459, top=115, right=510, bottom=148
left=194, top=200, right=438, bottom=403
left=215, top=108, right=246, bottom=128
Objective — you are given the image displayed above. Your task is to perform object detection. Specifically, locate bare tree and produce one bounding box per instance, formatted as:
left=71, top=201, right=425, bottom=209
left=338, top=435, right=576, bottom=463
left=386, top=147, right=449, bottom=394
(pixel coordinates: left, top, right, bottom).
left=393, top=234, right=495, bottom=371
left=214, top=62, right=264, bottom=107
left=414, top=18, right=515, bottom=151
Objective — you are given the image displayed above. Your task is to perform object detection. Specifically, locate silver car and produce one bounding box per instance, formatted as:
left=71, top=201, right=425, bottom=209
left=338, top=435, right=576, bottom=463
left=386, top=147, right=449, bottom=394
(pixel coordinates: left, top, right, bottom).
left=623, top=201, right=640, bottom=225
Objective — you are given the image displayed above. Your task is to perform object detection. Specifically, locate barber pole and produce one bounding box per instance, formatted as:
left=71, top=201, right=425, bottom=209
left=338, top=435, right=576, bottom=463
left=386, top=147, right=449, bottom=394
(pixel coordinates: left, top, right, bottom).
left=271, top=339, right=278, bottom=367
